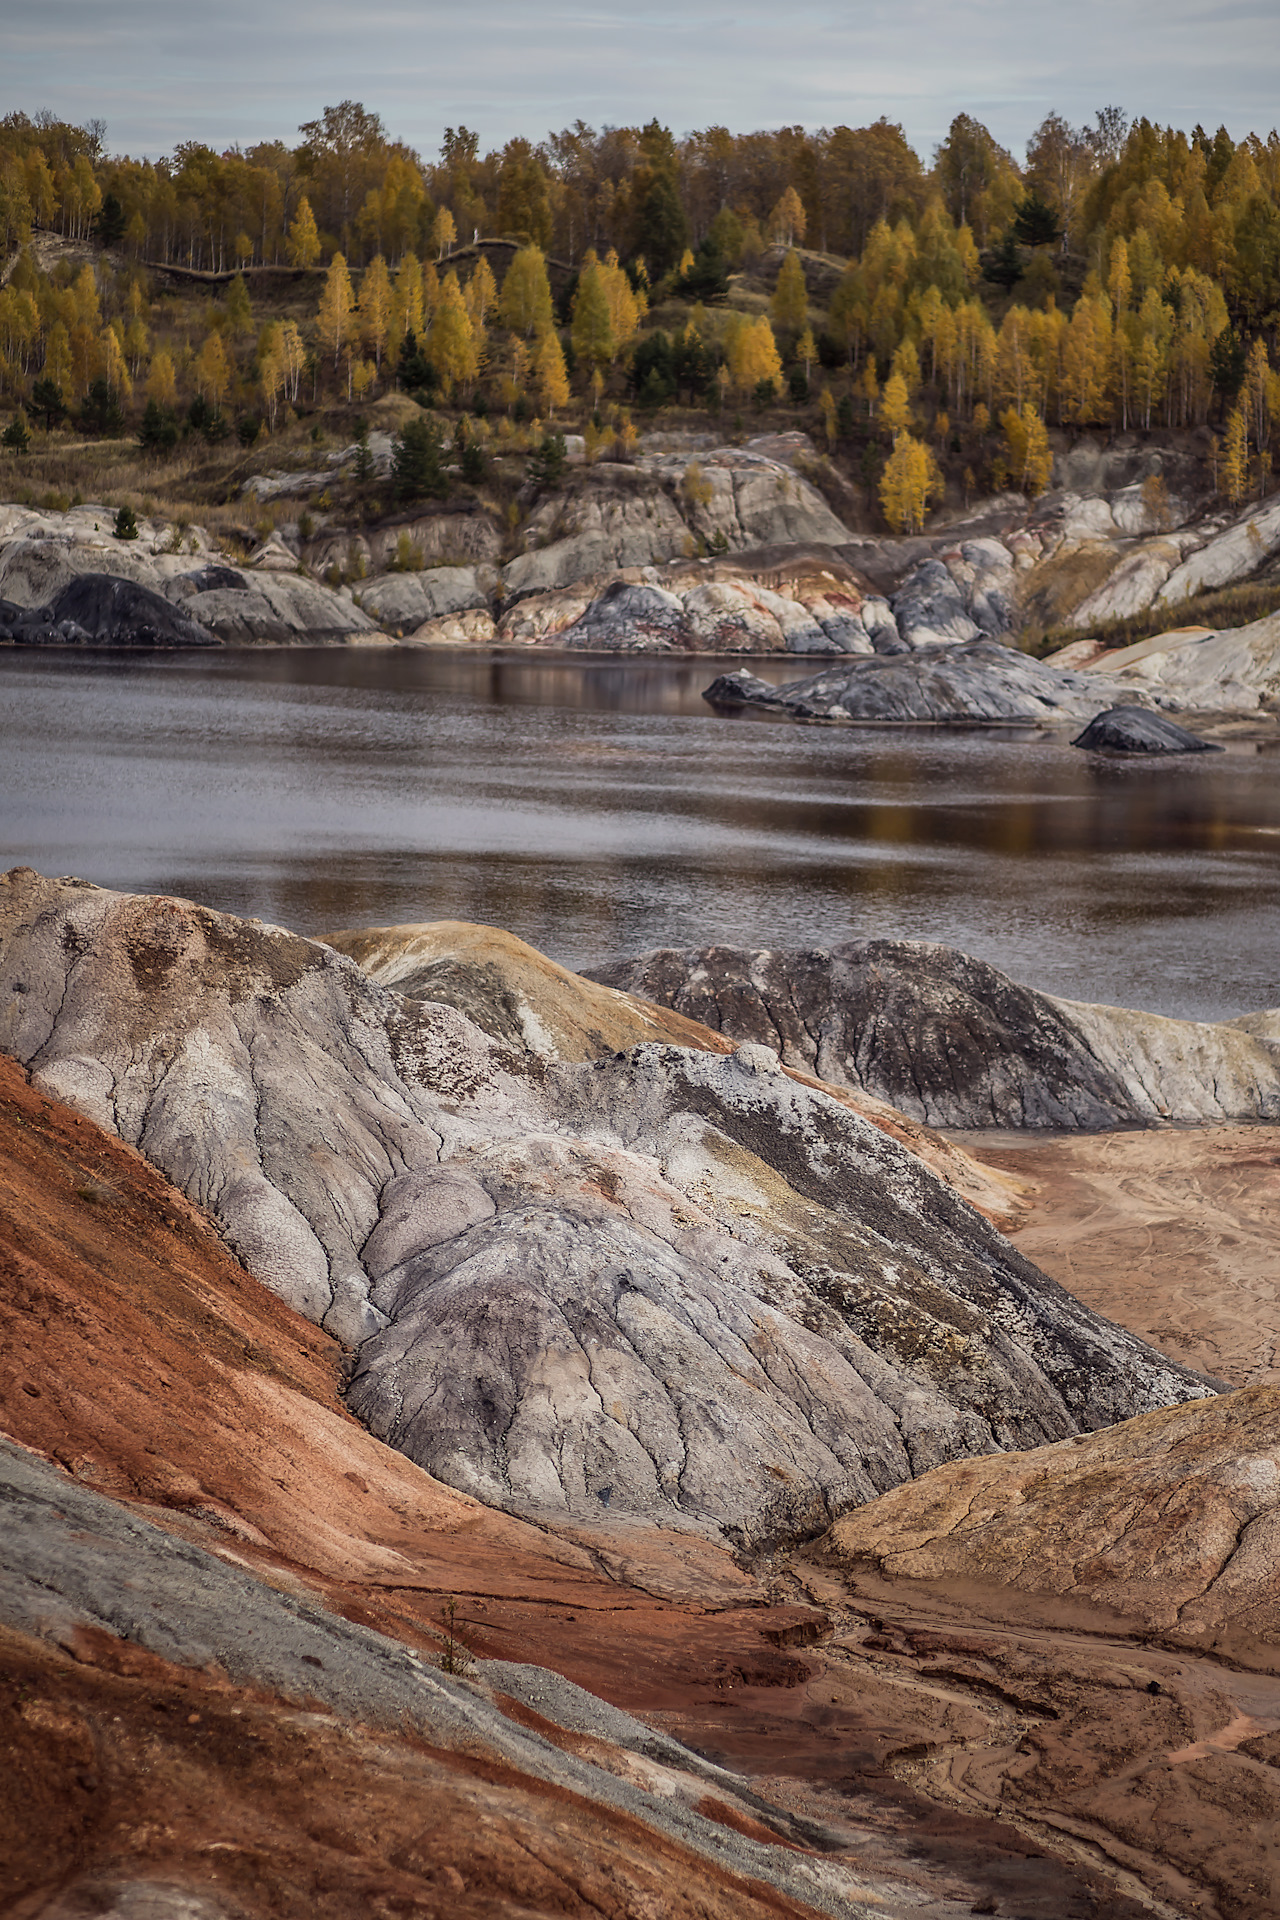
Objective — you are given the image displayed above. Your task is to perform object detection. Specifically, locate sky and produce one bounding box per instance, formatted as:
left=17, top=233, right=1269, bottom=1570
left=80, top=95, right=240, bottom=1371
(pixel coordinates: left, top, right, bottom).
left=4, top=0, right=1278, bottom=164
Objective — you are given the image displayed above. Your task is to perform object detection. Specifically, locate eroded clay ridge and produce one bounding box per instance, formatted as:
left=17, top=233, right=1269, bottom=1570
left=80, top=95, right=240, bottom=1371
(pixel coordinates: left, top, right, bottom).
left=587, top=940, right=1280, bottom=1131
left=0, top=868, right=1211, bottom=1549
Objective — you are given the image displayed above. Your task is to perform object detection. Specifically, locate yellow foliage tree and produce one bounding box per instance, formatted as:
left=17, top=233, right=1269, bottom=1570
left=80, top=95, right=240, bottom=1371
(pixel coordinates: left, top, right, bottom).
left=395, top=250, right=424, bottom=342
left=729, top=314, right=782, bottom=396
left=99, top=324, right=132, bottom=402
left=431, top=207, right=457, bottom=260
left=145, top=348, right=176, bottom=408
left=819, top=387, right=837, bottom=448
left=360, top=254, right=392, bottom=367
left=769, top=185, right=807, bottom=247
left=770, top=250, right=808, bottom=332
left=428, top=269, right=477, bottom=395
left=193, top=332, right=228, bottom=406
left=570, top=262, right=614, bottom=369
left=999, top=402, right=1052, bottom=497
left=285, top=196, right=321, bottom=270
left=879, top=430, right=944, bottom=532
left=499, top=245, right=553, bottom=338
left=316, top=252, right=355, bottom=368
left=534, top=330, right=569, bottom=417
left=467, top=255, right=498, bottom=331
left=1221, top=406, right=1248, bottom=504
left=879, top=370, right=911, bottom=433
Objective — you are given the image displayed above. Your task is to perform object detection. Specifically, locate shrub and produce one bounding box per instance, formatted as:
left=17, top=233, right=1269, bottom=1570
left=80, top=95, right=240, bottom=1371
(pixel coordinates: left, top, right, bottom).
left=113, top=504, right=139, bottom=541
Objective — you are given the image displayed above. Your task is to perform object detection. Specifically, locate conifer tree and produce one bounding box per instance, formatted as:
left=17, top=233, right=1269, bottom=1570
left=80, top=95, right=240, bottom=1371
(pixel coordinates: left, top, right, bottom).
left=286, top=196, right=321, bottom=270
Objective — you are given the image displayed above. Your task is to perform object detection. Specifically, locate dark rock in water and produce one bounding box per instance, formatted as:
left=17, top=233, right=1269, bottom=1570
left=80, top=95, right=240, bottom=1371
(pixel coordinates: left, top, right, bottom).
left=704, top=639, right=1114, bottom=724
left=0, top=573, right=218, bottom=648
left=1071, top=706, right=1222, bottom=754
left=586, top=940, right=1280, bottom=1132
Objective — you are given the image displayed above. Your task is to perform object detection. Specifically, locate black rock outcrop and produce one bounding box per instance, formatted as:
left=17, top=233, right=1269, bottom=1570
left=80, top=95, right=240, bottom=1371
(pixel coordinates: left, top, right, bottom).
left=1071, top=706, right=1222, bottom=753
left=586, top=941, right=1280, bottom=1132
left=703, top=639, right=1115, bottom=724
left=0, top=573, right=218, bottom=647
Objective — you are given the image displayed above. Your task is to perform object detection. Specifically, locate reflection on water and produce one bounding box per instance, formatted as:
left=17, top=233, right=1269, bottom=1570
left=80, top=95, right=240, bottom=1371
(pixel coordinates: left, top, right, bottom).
left=2, top=646, right=1278, bottom=1022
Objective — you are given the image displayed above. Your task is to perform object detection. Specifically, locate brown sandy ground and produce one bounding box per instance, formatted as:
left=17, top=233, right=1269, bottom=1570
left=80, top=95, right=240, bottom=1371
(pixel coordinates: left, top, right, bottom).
left=976, top=1124, right=1280, bottom=1387
left=0, top=1050, right=1152, bottom=1919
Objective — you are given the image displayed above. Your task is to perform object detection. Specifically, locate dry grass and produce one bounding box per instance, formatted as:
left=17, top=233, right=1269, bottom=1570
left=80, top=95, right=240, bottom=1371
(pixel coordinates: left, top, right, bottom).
left=1034, top=578, right=1280, bottom=655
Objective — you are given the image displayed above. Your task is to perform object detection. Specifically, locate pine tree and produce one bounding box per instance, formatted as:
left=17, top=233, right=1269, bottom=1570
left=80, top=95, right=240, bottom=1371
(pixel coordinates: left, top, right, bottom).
left=1, top=407, right=29, bottom=453
left=286, top=196, right=321, bottom=270
left=317, top=253, right=355, bottom=368
left=392, top=416, right=449, bottom=500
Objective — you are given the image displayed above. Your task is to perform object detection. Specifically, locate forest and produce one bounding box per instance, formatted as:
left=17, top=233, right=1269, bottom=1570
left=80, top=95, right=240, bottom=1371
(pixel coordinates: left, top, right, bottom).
left=0, top=102, right=1278, bottom=530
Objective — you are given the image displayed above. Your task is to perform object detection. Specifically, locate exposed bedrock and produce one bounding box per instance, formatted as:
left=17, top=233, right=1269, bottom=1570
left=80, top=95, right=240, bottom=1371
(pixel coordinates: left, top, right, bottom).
left=703, top=639, right=1120, bottom=724
left=0, top=575, right=218, bottom=648
left=1071, top=706, right=1222, bottom=753
left=586, top=941, right=1280, bottom=1132
left=0, top=869, right=1210, bottom=1547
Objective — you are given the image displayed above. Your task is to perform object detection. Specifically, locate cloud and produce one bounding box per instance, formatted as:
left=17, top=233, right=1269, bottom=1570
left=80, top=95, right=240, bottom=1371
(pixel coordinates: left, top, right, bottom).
left=4, top=0, right=1277, bottom=161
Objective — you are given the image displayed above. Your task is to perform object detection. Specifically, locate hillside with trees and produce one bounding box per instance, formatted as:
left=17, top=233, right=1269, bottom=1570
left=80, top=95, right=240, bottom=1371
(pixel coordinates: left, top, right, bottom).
left=0, top=101, right=1278, bottom=543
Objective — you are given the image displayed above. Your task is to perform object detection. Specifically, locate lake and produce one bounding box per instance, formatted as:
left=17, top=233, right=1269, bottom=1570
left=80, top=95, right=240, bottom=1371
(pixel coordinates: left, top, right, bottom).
left=2, top=645, right=1278, bottom=1023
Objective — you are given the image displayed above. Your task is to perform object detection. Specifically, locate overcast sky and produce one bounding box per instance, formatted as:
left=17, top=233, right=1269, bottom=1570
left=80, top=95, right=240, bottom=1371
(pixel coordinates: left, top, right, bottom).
left=5, top=0, right=1278, bottom=164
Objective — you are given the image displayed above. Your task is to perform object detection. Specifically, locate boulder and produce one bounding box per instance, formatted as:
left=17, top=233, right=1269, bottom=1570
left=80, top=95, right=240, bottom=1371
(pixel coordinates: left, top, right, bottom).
left=0, top=870, right=1211, bottom=1545
left=586, top=940, right=1280, bottom=1131
left=889, top=540, right=1017, bottom=648
left=0, top=574, right=217, bottom=648
left=1071, top=706, right=1222, bottom=753
left=703, top=638, right=1116, bottom=724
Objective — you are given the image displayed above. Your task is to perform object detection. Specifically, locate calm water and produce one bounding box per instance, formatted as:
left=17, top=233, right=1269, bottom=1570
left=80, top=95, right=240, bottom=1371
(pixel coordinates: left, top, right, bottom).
left=1, top=646, right=1278, bottom=1022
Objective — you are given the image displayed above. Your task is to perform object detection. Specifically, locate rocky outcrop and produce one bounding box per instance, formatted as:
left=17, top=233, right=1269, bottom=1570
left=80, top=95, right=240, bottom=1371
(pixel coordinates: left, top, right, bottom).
left=1098, top=610, right=1280, bottom=712
left=503, top=447, right=853, bottom=601
left=0, top=509, right=377, bottom=646
left=320, top=917, right=1029, bottom=1228
left=0, top=870, right=1211, bottom=1547
left=0, top=575, right=217, bottom=647
left=1156, top=494, right=1280, bottom=607
left=1071, top=706, right=1222, bottom=753
left=820, top=1385, right=1280, bottom=1644
left=586, top=940, right=1280, bottom=1131
left=355, top=564, right=492, bottom=631
left=703, top=638, right=1117, bottom=723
